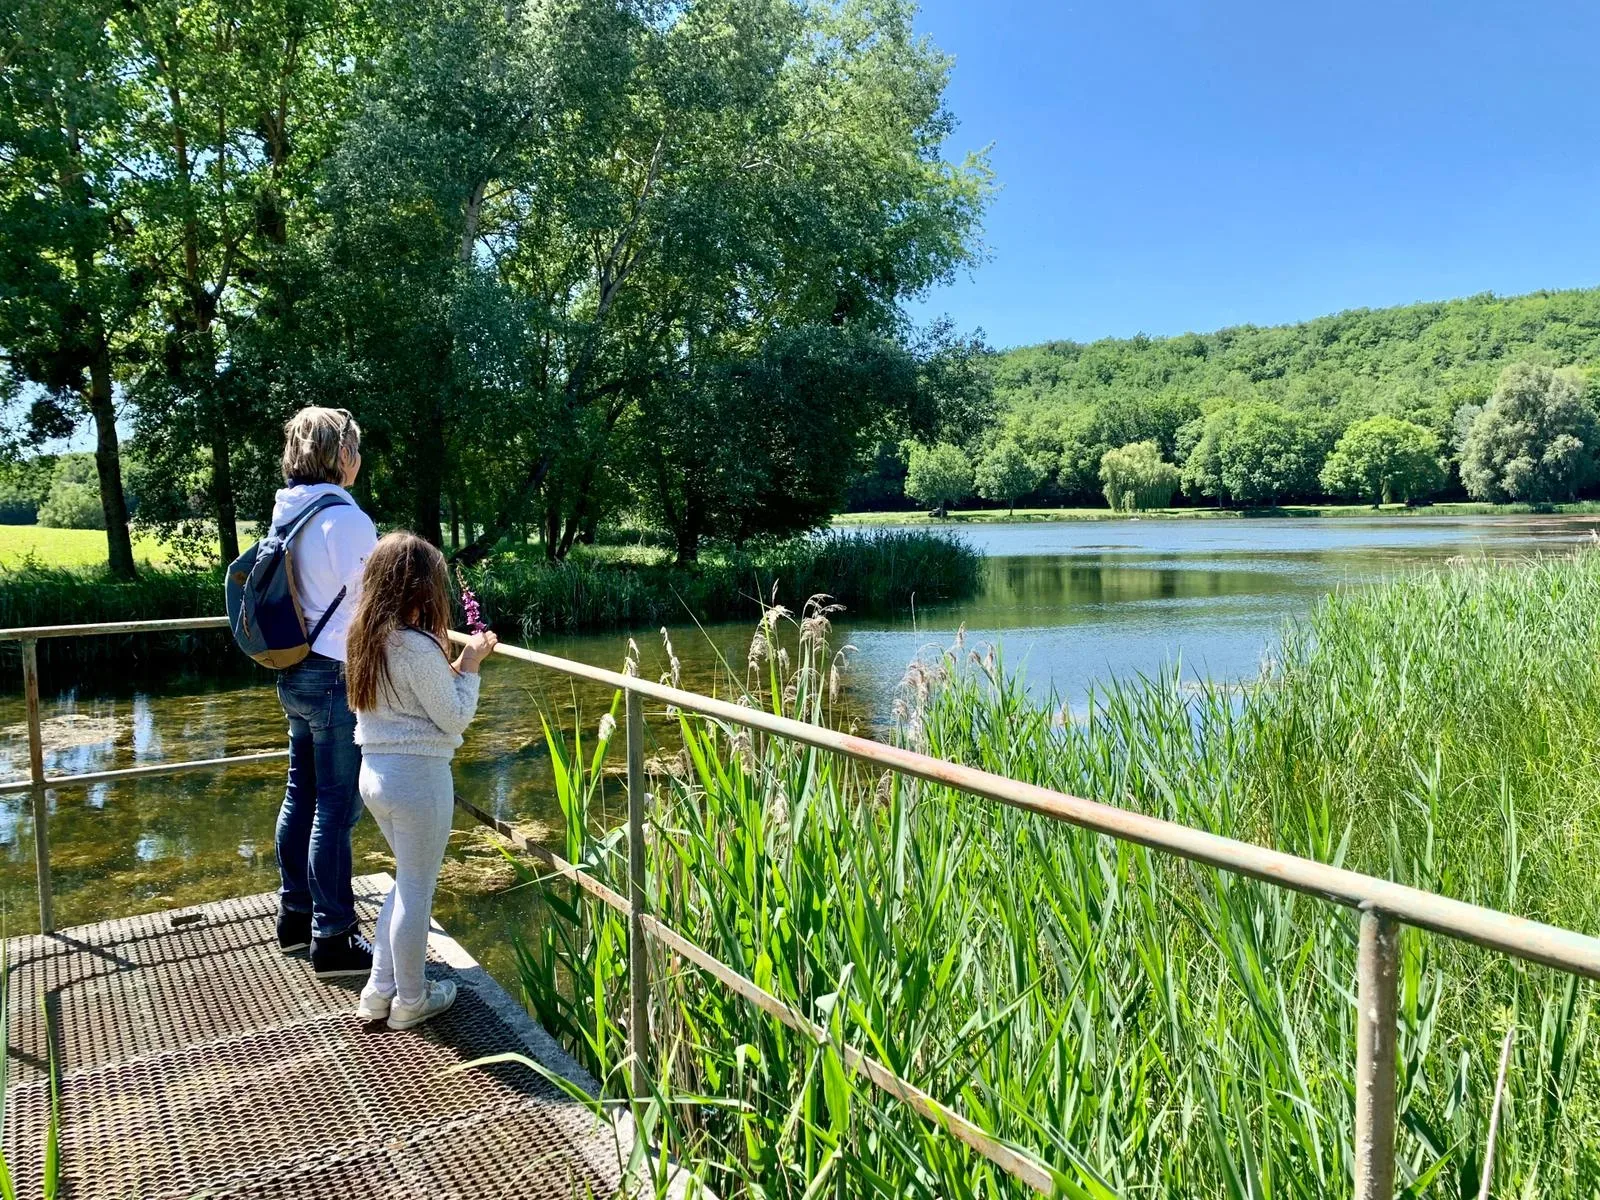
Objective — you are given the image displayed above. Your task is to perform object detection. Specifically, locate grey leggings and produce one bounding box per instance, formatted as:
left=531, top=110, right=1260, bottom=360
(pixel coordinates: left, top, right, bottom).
left=358, top=754, right=454, bottom=1004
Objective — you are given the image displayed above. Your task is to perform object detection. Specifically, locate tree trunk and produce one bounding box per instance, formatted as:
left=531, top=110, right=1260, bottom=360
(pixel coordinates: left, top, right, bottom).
left=674, top=521, right=700, bottom=566
left=672, top=496, right=702, bottom=566
left=64, top=142, right=135, bottom=579
left=210, top=422, right=240, bottom=564
left=543, top=498, right=561, bottom=562
left=556, top=453, right=607, bottom=560
left=85, top=348, right=137, bottom=580
left=412, top=405, right=446, bottom=547
left=449, top=497, right=460, bottom=551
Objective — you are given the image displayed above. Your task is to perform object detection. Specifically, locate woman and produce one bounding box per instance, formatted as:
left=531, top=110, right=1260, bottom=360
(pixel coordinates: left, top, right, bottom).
left=273, top=407, right=379, bottom=977
left=345, top=533, right=497, bottom=1029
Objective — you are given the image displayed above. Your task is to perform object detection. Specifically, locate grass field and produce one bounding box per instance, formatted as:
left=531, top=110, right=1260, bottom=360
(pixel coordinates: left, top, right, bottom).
left=835, top=499, right=1600, bottom=525
left=0, top=525, right=176, bottom=569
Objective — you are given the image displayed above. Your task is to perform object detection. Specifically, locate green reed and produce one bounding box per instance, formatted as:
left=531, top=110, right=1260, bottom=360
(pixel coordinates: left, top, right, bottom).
left=0, top=530, right=979, bottom=684
left=0, top=563, right=231, bottom=683
left=462, top=529, right=981, bottom=639
left=496, top=553, right=1600, bottom=1195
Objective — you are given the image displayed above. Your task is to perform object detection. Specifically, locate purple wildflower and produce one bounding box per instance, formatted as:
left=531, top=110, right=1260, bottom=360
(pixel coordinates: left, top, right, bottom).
left=456, top=566, right=488, bottom=634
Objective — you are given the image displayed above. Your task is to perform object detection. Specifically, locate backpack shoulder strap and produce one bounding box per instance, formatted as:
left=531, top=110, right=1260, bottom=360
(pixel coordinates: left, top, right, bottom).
left=306, top=584, right=348, bottom=648
left=275, top=494, right=352, bottom=542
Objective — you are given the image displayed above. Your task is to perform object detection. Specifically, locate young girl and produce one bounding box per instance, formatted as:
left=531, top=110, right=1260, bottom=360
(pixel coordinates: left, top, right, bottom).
left=346, top=532, right=497, bottom=1029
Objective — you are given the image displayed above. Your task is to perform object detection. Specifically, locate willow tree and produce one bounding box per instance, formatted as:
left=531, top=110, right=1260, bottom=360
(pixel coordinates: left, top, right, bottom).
left=1100, top=441, right=1180, bottom=512
left=1460, top=364, right=1599, bottom=503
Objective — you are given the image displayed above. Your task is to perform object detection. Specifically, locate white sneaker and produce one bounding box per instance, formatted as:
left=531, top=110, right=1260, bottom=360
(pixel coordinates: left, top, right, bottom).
left=356, top=984, right=394, bottom=1021
left=387, top=979, right=457, bottom=1030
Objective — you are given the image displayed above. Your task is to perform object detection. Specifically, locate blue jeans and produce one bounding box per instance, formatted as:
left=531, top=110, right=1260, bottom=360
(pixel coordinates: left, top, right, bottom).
left=276, top=655, right=364, bottom=939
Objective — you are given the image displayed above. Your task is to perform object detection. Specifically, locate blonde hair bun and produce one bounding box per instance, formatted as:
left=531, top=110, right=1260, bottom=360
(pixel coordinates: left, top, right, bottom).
left=282, top=407, right=360, bottom=485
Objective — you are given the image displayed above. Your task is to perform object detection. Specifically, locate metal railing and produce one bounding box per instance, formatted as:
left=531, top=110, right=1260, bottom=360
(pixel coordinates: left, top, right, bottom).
left=0, top=616, right=276, bottom=930
left=7, top=616, right=1600, bottom=1198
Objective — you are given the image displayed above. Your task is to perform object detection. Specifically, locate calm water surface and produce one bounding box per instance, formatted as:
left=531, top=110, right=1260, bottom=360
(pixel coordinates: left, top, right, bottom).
left=3, top=514, right=1595, bottom=986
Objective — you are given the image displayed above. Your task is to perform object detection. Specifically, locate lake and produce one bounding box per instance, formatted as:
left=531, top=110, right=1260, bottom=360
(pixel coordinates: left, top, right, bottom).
left=3, top=513, right=1596, bottom=985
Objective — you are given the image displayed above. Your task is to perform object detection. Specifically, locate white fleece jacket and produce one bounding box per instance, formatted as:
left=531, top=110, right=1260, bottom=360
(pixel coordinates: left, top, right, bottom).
left=271, top=482, right=378, bottom=662
left=354, top=629, right=481, bottom=759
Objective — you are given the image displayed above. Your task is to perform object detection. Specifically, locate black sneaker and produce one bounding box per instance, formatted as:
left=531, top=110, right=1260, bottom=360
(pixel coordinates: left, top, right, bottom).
left=311, top=928, right=374, bottom=979
left=277, top=907, right=312, bottom=955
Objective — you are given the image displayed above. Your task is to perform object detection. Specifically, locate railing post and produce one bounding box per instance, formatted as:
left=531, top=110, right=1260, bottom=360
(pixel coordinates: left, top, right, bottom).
left=1355, top=907, right=1399, bottom=1200
left=625, top=687, right=651, bottom=1095
left=22, top=639, right=53, bottom=933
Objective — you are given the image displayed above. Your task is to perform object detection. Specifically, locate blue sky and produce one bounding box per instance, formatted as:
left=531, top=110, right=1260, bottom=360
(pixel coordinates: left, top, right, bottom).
left=909, top=0, right=1600, bottom=349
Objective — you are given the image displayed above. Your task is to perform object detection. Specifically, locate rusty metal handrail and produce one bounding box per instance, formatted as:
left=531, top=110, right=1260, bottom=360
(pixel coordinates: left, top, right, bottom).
left=0, top=616, right=230, bottom=641
left=5, top=615, right=243, bottom=928
left=11, top=615, right=1597, bottom=1197
left=448, top=632, right=1600, bottom=980
left=448, top=630, right=1599, bottom=1200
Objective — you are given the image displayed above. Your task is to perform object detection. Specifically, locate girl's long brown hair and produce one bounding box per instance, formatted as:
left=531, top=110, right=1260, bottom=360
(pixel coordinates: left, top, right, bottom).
left=346, top=532, right=452, bottom=712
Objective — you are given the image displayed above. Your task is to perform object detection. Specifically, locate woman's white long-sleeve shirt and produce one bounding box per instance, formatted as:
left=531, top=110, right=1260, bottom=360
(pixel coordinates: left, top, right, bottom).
left=354, top=629, right=481, bottom=759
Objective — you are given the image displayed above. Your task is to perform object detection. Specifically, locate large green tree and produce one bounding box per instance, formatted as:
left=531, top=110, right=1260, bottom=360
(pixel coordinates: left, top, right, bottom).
left=636, top=326, right=921, bottom=563
left=0, top=0, right=140, bottom=575
left=1179, top=403, right=1325, bottom=506
left=2, top=0, right=375, bottom=571
left=10, top=0, right=988, bottom=565
left=975, top=440, right=1045, bottom=514
left=120, top=0, right=376, bottom=561
left=1459, top=364, right=1600, bottom=503
left=1319, top=416, right=1443, bottom=506
left=903, top=441, right=972, bottom=518
left=379, top=0, right=989, bottom=562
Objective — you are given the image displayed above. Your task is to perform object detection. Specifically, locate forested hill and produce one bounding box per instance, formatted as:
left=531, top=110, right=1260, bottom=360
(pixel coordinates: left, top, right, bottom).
left=993, top=287, right=1600, bottom=418
left=929, top=287, right=1600, bottom=509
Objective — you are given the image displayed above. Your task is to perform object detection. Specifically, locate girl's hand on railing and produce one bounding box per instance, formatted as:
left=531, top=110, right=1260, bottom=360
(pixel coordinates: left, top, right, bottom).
left=454, top=630, right=499, bottom=675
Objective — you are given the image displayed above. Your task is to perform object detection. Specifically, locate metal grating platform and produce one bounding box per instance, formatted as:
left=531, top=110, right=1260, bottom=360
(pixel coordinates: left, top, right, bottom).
left=2, top=875, right=632, bottom=1199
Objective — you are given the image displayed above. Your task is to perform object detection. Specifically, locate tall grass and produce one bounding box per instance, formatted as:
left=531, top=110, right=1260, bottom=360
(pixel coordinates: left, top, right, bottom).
left=0, top=529, right=979, bottom=682
left=0, top=563, right=231, bottom=681
left=463, top=529, right=981, bottom=639
left=509, top=552, right=1600, bottom=1197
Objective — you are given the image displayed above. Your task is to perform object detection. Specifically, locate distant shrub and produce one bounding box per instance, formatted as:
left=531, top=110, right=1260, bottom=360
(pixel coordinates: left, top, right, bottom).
left=38, top=482, right=105, bottom=529
left=0, top=455, right=55, bottom=525
left=0, top=487, right=38, bottom=525
left=467, top=529, right=981, bottom=638
left=37, top=454, right=106, bottom=529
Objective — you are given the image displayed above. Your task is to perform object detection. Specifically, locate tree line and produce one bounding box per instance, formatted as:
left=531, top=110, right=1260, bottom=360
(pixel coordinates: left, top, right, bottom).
left=1, top=0, right=992, bottom=577
left=886, top=288, right=1600, bottom=513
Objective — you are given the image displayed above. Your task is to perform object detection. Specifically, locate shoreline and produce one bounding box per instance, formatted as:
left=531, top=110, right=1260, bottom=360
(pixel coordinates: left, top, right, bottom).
left=833, top=500, right=1600, bottom=527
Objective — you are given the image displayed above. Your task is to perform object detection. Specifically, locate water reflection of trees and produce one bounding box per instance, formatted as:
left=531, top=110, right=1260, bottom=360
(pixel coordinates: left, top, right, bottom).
left=981, top=555, right=1303, bottom=619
